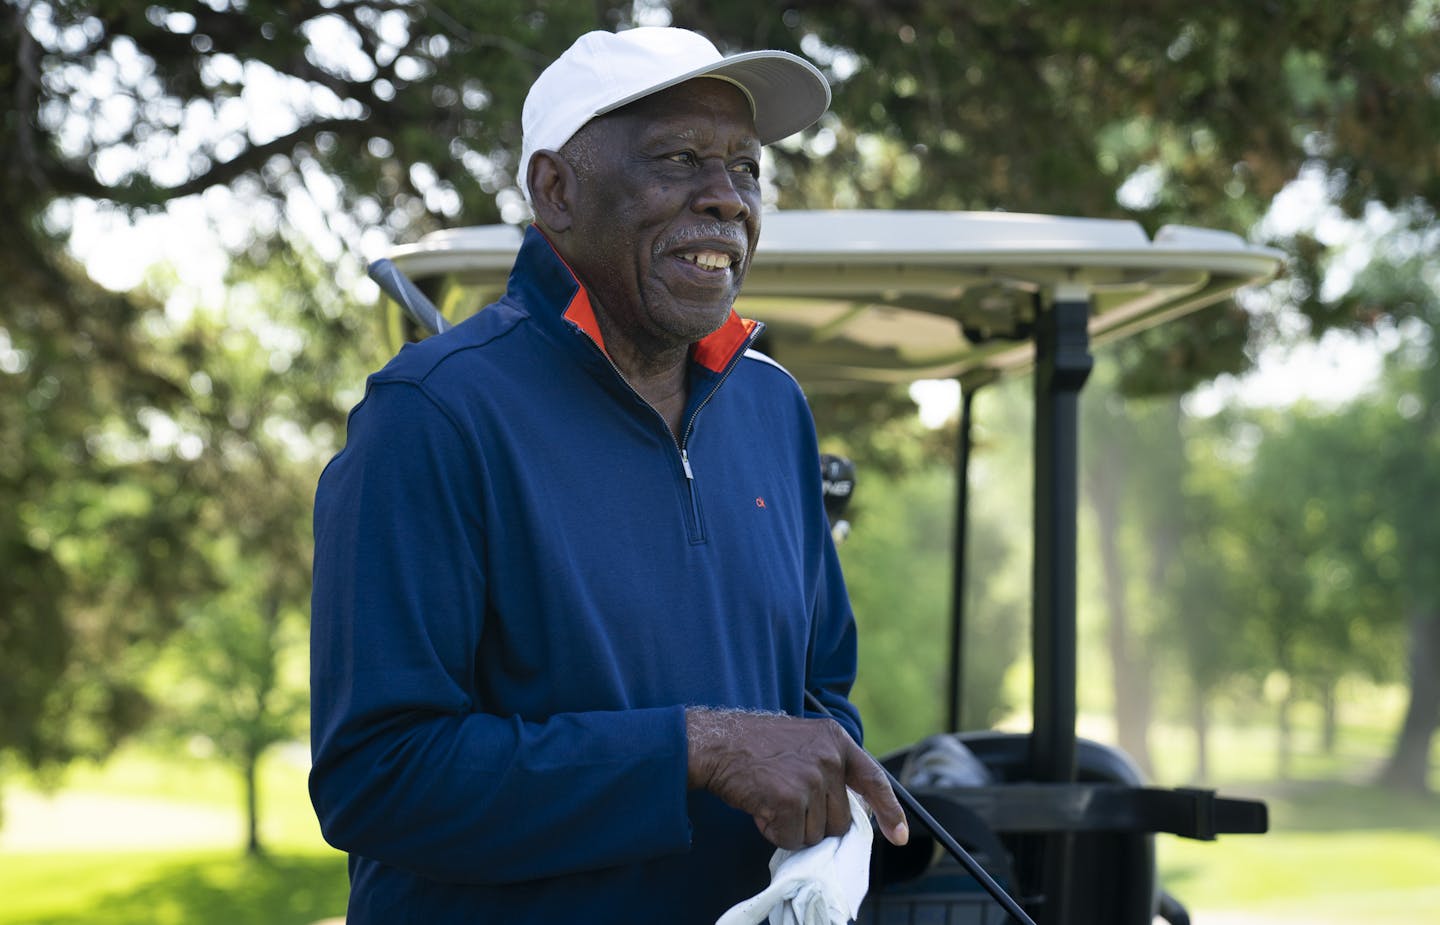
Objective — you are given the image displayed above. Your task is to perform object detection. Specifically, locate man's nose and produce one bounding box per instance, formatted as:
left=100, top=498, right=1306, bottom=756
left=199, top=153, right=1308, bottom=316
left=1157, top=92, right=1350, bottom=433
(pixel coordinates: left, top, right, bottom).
left=691, top=159, right=752, bottom=223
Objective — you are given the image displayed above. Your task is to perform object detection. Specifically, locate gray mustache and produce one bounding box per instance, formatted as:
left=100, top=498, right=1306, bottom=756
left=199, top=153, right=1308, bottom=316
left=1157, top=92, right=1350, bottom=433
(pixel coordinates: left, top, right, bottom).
left=653, top=222, right=749, bottom=257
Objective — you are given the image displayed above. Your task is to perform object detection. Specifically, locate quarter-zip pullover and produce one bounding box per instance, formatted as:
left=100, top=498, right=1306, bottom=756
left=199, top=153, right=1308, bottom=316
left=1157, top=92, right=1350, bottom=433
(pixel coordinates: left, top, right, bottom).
left=310, top=226, right=863, bottom=923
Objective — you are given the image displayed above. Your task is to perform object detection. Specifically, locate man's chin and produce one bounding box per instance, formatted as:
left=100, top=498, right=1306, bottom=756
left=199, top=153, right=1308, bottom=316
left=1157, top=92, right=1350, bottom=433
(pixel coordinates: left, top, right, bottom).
left=647, top=291, right=741, bottom=344
left=681, top=301, right=740, bottom=342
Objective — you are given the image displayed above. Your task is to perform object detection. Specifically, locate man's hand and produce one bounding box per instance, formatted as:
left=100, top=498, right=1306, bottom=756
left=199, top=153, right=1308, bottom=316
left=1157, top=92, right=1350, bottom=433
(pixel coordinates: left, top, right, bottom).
left=685, top=708, right=909, bottom=851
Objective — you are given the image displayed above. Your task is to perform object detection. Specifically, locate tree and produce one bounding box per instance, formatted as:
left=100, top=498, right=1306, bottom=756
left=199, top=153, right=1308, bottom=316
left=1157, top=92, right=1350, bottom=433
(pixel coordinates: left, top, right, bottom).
left=158, top=551, right=308, bottom=857
left=1163, top=469, right=1256, bottom=783
left=1080, top=371, right=1176, bottom=778
left=1247, top=238, right=1440, bottom=792
left=1360, top=255, right=1440, bottom=791
left=1201, top=397, right=1408, bottom=779
left=140, top=239, right=373, bottom=854
left=0, top=250, right=217, bottom=789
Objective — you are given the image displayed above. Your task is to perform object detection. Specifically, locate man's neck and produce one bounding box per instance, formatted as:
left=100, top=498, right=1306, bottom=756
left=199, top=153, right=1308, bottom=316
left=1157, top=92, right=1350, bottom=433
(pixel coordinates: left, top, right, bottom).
left=628, top=362, right=689, bottom=439
left=591, top=313, right=691, bottom=439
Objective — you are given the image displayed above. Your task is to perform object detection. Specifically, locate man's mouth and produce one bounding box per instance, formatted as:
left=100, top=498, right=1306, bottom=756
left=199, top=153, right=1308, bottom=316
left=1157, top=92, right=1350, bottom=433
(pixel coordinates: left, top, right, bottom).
left=679, top=250, right=734, bottom=271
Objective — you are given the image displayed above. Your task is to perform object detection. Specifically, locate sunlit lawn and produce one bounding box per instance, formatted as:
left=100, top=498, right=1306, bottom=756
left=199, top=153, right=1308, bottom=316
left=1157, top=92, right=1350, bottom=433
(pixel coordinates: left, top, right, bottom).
left=1159, top=778, right=1440, bottom=923
left=2, top=850, right=349, bottom=925
left=2, top=705, right=1437, bottom=925
left=1144, top=696, right=1440, bottom=923
left=1, top=745, right=349, bottom=925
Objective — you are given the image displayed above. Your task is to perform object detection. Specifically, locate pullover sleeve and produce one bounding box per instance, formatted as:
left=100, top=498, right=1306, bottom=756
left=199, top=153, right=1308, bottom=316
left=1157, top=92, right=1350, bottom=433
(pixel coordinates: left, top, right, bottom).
left=308, top=379, right=692, bottom=885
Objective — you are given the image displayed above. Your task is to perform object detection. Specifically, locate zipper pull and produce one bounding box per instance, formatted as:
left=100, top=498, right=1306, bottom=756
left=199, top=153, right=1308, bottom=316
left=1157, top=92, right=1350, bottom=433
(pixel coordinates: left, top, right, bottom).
left=681, top=448, right=694, bottom=480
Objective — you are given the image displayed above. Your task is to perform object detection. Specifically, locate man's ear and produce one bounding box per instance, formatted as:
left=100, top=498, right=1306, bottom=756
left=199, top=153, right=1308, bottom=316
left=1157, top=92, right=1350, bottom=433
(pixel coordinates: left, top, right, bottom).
left=528, top=150, right=576, bottom=234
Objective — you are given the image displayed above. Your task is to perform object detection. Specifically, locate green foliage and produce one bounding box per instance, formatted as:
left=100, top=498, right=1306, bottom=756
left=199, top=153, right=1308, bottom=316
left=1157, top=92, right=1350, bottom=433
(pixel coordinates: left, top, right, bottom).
left=0, top=273, right=212, bottom=771
left=1178, top=374, right=1435, bottom=783
left=841, top=466, right=957, bottom=754
left=9, top=0, right=1440, bottom=393
left=813, top=387, right=948, bottom=478
left=841, top=384, right=1031, bottom=754
left=0, top=216, right=370, bottom=835
left=130, top=240, right=372, bottom=852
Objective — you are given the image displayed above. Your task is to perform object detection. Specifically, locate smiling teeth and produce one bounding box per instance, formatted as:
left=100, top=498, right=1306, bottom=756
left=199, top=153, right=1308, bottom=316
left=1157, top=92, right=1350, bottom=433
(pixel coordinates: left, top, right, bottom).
left=687, top=252, right=732, bottom=270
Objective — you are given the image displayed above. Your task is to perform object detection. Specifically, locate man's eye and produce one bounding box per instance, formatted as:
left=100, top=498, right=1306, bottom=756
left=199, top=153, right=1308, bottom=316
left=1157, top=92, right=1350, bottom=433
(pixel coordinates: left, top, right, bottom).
left=732, top=161, right=760, bottom=179
left=668, top=151, right=698, bottom=166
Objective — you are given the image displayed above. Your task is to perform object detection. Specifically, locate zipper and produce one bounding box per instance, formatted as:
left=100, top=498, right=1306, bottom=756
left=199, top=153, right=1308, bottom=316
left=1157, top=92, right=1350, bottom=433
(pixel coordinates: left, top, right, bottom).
left=671, top=330, right=759, bottom=543
left=571, top=320, right=762, bottom=544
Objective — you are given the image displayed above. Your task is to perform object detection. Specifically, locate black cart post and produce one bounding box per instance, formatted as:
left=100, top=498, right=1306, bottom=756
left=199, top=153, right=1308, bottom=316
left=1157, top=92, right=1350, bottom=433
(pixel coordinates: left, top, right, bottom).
left=1025, top=286, right=1094, bottom=923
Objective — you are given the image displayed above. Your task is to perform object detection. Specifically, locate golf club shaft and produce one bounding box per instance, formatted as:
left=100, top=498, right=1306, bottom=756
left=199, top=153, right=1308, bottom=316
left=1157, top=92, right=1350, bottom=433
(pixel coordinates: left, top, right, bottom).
left=368, top=258, right=451, bottom=336
left=803, top=691, right=1037, bottom=925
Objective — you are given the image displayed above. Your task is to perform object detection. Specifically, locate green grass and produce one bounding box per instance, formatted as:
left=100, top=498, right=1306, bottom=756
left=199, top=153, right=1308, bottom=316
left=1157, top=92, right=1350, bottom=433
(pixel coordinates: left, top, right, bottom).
left=0, top=850, right=349, bottom=925
left=1162, top=829, right=1440, bottom=917
left=7, top=742, right=331, bottom=850
left=1126, top=694, right=1440, bottom=922
left=1, top=743, right=348, bottom=925
left=1158, top=780, right=1440, bottom=923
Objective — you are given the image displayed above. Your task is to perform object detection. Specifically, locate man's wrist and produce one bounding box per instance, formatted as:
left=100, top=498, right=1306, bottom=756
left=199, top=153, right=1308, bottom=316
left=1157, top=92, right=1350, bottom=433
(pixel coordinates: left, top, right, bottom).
left=684, top=707, right=728, bottom=790
left=685, top=706, right=790, bottom=790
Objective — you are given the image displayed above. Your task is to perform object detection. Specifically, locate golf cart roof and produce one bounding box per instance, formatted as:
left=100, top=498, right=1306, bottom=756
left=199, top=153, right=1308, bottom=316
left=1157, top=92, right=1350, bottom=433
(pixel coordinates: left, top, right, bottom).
left=386, top=210, right=1282, bottom=389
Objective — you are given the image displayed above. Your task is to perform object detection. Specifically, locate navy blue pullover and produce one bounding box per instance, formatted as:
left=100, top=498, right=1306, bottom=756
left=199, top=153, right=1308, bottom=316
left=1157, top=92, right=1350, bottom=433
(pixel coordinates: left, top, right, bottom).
left=310, top=227, right=863, bottom=923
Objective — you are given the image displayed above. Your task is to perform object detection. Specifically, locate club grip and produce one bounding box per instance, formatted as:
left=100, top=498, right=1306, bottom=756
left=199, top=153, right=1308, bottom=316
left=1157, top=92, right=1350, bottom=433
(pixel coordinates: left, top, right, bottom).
left=368, top=258, right=451, bottom=336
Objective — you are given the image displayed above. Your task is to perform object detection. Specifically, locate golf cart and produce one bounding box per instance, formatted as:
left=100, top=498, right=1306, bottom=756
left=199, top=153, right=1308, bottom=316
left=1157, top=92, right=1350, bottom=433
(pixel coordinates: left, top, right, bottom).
left=377, top=210, right=1280, bottom=925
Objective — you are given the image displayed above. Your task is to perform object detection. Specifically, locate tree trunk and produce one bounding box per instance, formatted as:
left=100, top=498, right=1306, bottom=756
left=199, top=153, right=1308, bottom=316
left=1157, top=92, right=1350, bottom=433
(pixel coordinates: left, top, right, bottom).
left=1277, top=687, right=1293, bottom=781
left=1320, top=680, right=1338, bottom=756
left=244, top=748, right=263, bottom=857
left=243, top=588, right=283, bottom=857
left=1191, top=687, right=1210, bottom=783
left=1085, top=449, right=1155, bottom=778
left=1377, top=608, right=1439, bottom=793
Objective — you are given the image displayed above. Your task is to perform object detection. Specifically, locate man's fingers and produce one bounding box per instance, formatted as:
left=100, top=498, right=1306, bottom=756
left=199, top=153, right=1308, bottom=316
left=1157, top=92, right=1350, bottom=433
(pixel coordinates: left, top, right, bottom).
left=846, top=744, right=909, bottom=846
left=757, top=808, right=804, bottom=852
left=823, top=780, right=851, bottom=839
left=805, top=789, right=831, bottom=846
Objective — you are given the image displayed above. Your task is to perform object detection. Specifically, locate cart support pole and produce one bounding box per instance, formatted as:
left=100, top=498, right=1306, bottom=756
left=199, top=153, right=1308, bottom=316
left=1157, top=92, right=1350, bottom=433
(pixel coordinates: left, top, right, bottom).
left=946, top=379, right=984, bottom=733
left=1028, top=288, right=1093, bottom=925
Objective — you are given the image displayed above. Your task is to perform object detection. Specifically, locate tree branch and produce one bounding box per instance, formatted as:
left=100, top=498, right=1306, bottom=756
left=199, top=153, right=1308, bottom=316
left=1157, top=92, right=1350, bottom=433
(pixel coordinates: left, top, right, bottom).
left=41, top=115, right=370, bottom=205
left=10, top=0, right=48, bottom=192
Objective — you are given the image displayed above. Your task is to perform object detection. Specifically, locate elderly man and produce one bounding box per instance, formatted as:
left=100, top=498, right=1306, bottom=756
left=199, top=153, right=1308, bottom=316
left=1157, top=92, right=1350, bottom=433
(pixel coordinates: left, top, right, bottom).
left=309, top=26, right=906, bottom=923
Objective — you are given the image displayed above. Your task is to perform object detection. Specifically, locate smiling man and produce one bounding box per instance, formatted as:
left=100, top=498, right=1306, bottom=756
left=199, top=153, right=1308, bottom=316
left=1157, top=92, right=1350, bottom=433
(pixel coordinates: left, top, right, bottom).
left=309, top=27, right=905, bottom=924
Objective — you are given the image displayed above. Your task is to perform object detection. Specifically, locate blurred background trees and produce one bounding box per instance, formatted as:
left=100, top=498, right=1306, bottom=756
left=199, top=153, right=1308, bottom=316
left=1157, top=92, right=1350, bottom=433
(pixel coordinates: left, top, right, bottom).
left=1, top=0, right=1437, bottom=849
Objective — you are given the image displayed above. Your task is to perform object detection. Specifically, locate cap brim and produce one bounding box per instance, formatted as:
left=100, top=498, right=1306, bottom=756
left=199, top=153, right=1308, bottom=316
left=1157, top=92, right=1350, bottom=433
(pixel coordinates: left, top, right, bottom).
left=595, top=49, right=831, bottom=144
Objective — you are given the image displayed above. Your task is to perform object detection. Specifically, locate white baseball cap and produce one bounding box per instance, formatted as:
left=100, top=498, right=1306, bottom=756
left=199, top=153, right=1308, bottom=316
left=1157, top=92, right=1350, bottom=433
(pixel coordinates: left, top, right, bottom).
left=519, top=27, right=831, bottom=200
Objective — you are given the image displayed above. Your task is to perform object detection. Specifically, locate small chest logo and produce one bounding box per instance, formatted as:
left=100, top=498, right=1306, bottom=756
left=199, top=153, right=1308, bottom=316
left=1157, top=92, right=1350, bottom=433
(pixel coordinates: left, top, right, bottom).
left=755, top=497, right=767, bottom=509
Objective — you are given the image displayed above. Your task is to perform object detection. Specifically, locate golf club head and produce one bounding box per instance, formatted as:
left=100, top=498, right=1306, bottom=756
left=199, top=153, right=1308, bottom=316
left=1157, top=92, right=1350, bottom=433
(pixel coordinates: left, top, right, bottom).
left=821, top=453, right=856, bottom=543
